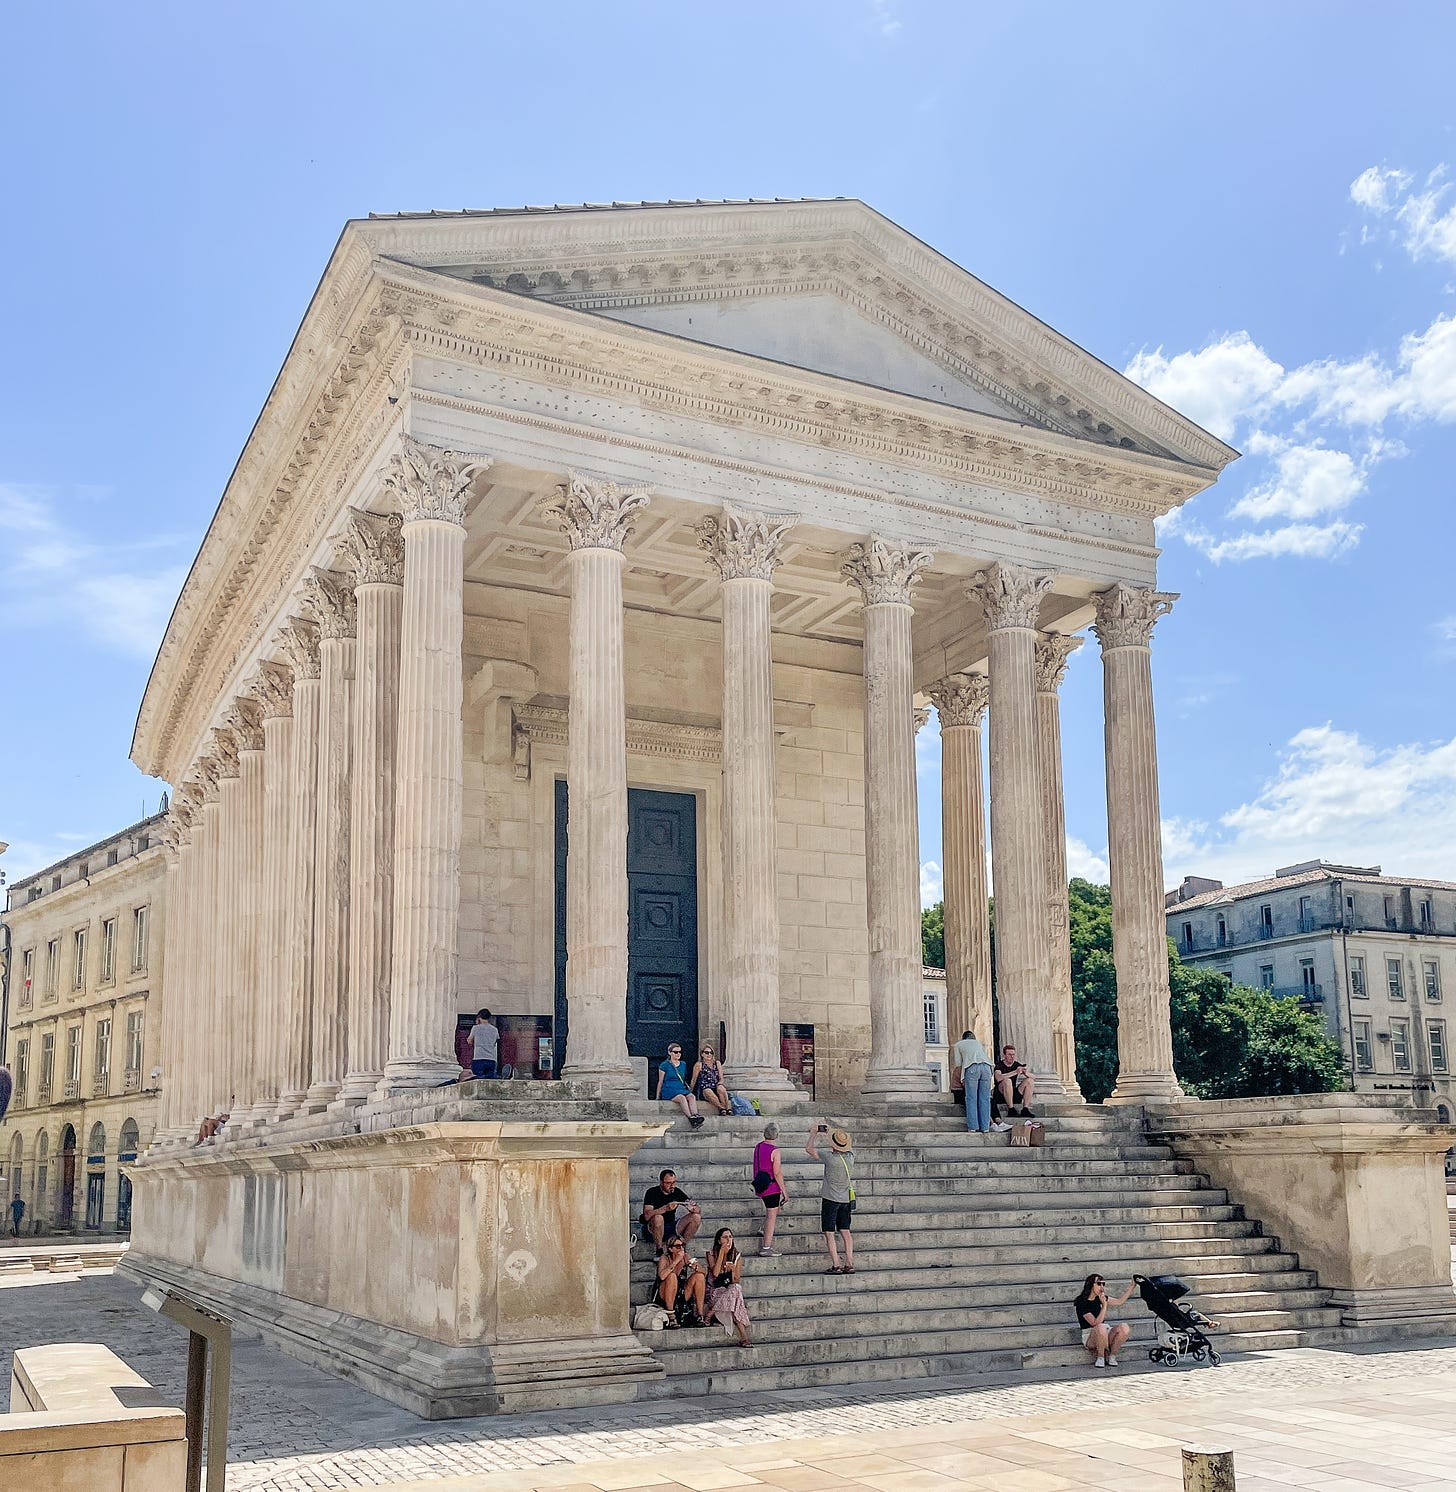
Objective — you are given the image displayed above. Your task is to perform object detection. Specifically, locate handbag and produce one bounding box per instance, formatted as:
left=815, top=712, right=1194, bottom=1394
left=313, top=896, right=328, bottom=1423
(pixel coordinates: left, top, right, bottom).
left=632, top=1304, right=671, bottom=1331
left=752, top=1169, right=773, bottom=1195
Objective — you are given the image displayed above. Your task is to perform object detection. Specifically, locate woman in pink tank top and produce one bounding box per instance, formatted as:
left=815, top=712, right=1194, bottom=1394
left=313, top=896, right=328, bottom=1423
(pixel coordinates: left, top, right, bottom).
left=752, top=1124, right=788, bottom=1255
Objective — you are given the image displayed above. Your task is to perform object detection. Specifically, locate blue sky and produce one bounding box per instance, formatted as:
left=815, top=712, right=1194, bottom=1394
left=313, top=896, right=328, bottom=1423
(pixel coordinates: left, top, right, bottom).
left=3, top=2, right=1455, bottom=901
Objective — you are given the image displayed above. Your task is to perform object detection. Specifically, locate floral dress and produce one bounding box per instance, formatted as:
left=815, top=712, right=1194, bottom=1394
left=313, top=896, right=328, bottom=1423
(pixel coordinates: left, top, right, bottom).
left=706, top=1248, right=750, bottom=1332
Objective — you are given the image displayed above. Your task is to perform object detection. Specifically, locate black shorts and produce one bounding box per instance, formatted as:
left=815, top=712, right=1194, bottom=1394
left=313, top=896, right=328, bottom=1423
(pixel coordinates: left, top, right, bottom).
left=761, top=1194, right=782, bottom=1210
left=821, top=1199, right=853, bottom=1233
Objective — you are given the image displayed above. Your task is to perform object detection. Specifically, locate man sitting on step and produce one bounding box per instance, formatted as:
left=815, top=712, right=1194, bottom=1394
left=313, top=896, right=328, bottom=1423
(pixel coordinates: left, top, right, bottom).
left=993, top=1044, right=1036, bottom=1118
left=640, top=1168, right=702, bottom=1254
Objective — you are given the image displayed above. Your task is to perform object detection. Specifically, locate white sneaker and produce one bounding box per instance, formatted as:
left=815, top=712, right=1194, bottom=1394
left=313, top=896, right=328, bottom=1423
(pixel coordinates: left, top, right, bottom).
left=1107, top=1355, right=1119, bottom=1366
left=991, top=1121, right=1012, bottom=1133
left=1093, top=1357, right=1105, bottom=1368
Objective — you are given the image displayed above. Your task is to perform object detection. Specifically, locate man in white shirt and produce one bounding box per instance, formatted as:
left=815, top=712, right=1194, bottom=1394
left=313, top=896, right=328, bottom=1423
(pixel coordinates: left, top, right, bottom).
left=470, top=1008, right=499, bottom=1079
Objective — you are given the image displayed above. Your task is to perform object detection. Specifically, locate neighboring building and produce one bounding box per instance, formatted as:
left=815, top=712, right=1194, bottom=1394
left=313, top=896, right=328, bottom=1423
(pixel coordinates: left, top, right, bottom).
left=1167, top=860, right=1456, bottom=1120
left=922, top=966, right=949, bottom=1090
left=0, top=815, right=167, bottom=1232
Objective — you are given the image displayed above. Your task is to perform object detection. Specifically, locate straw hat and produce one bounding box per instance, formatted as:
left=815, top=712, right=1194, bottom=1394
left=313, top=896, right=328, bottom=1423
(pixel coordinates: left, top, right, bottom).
left=830, top=1128, right=852, bottom=1153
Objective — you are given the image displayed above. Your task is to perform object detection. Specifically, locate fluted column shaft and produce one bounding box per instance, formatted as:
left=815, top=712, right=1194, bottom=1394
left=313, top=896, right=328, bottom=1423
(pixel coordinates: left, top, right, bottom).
left=259, top=706, right=294, bottom=1111
left=973, top=563, right=1064, bottom=1098
left=214, top=769, right=242, bottom=1115
left=157, top=835, right=186, bottom=1138
left=308, top=630, right=354, bottom=1106
left=928, top=675, right=992, bottom=1048
left=843, top=538, right=936, bottom=1097
left=700, top=508, right=795, bottom=1093
left=190, top=803, right=219, bottom=1124
left=1036, top=635, right=1084, bottom=1101
left=1095, top=585, right=1184, bottom=1103
left=231, top=740, right=265, bottom=1120
left=385, top=519, right=467, bottom=1087
left=281, top=662, right=322, bottom=1112
left=343, top=570, right=402, bottom=1099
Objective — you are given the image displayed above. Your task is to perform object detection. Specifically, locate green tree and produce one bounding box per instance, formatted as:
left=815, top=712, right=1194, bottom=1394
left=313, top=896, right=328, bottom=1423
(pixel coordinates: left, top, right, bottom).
left=921, top=901, right=945, bottom=969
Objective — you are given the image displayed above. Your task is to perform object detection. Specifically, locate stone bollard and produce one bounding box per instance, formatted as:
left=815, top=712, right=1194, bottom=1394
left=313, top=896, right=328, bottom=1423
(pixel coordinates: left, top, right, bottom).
left=1183, top=1446, right=1235, bottom=1490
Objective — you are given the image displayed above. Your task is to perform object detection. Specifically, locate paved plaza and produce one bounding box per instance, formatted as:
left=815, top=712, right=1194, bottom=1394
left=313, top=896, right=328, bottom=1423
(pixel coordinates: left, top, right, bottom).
left=4, top=1271, right=1456, bottom=1491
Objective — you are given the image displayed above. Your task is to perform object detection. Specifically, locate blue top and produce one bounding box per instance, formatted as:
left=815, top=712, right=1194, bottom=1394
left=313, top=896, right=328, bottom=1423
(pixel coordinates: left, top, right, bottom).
left=659, top=1059, right=690, bottom=1098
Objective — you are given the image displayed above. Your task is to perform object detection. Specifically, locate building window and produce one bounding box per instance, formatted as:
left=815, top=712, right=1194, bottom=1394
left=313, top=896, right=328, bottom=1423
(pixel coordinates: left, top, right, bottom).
left=131, top=906, right=149, bottom=972
left=1259, top=905, right=1273, bottom=937
left=14, top=1039, right=29, bottom=1106
left=71, top=928, right=87, bottom=990
left=1419, top=896, right=1434, bottom=929
left=20, top=947, right=34, bottom=1010
left=94, top=1017, right=111, bottom=1081
left=1216, top=915, right=1227, bottom=946
left=50, top=874, right=60, bottom=892
left=1349, top=955, right=1367, bottom=997
left=39, top=1032, right=55, bottom=1101
left=1424, top=959, right=1442, bottom=1001
left=100, top=919, right=116, bottom=984
left=1298, top=894, right=1313, bottom=930
left=1352, top=1018, right=1373, bottom=1072
left=1300, top=956, right=1317, bottom=996
left=1182, top=921, right=1193, bottom=949
left=1387, top=957, right=1405, bottom=1000
left=1259, top=964, right=1274, bottom=990
left=78, top=860, right=88, bottom=879
left=44, top=939, right=59, bottom=1000
left=125, top=1010, right=144, bottom=1086
left=1391, top=1018, right=1412, bottom=1073
left=923, top=989, right=943, bottom=1046
left=1346, top=895, right=1355, bottom=916
left=1429, top=1021, right=1449, bottom=1074
left=1384, top=894, right=1397, bottom=929
left=65, top=1025, right=83, bottom=1098
left=107, top=848, right=118, bottom=867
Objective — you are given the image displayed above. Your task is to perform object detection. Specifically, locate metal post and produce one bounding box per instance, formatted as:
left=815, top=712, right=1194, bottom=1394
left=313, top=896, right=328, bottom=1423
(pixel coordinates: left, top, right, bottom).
left=184, top=1330, right=206, bottom=1492
left=142, top=1285, right=232, bottom=1492
left=206, top=1320, right=231, bottom=1492
left=1183, top=1446, right=1236, bottom=1490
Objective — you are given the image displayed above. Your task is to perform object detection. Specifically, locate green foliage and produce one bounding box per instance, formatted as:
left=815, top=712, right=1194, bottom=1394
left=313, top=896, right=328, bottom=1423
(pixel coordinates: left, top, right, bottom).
left=921, top=901, right=945, bottom=969
left=1066, top=879, right=1348, bottom=1102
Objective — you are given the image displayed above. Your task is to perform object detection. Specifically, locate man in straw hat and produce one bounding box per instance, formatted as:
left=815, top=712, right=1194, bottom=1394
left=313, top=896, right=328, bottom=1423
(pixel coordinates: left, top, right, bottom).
left=805, top=1122, right=857, bottom=1274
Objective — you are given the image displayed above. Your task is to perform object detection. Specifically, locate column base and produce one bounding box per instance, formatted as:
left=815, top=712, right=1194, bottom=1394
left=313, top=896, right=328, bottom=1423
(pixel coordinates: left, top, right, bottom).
left=304, top=1082, right=341, bottom=1112
left=722, top=1063, right=796, bottom=1095
left=562, top=1063, right=638, bottom=1095
left=1327, top=1284, right=1456, bottom=1329
left=273, top=1090, right=309, bottom=1121
left=337, top=1070, right=383, bottom=1103
left=1106, top=1070, right=1186, bottom=1105
left=862, top=1064, right=938, bottom=1098
left=377, top=1058, right=461, bottom=1096
left=1028, top=1068, right=1069, bottom=1103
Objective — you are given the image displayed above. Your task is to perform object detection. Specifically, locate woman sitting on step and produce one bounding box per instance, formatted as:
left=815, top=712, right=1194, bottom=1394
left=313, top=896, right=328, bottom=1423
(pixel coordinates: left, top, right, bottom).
left=654, top=1236, right=707, bottom=1326
left=705, top=1227, right=753, bottom=1347
left=691, top=1045, right=732, bottom=1115
left=1073, top=1273, right=1135, bottom=1368
left=656, top=1043, right=705, bottom=1128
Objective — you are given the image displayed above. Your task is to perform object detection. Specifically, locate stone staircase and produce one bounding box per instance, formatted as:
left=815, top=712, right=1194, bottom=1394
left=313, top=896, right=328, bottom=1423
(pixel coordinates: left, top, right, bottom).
left=627, top=1103, right=1345, bottom=1398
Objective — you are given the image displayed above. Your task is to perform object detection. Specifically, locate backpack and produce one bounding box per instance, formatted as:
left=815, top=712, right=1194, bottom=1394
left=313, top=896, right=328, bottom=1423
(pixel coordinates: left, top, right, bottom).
left=729, top=1094, right=756, bottom=1116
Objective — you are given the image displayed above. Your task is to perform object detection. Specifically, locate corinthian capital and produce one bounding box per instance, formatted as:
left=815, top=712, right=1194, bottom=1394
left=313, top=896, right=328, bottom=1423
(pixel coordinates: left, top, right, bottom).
left=300, top=568, right=357, bottom=640
left=381, top=436, right=489, bottom=526
left=1034, top=632, right=1084, bottom=693
left=541, top=473, right=651, bottom=552
left=211, top=727, right=241, bottom=780
left=279, top=618, right=321, bottom=680
left=253, top=660, right=295, bottom=719
left=1091, top=583, right=1177, bottom=650
left=338, top=508, right=405, bottom=587
left=697, top=505, right=796, bottom=581
left=840, top=536, right=934, bottom=607
left=926, top=672, right=989, bottom=728
left=968, top=562, right=1053, bottom=632
left=226, top=696, right=265, bottom=753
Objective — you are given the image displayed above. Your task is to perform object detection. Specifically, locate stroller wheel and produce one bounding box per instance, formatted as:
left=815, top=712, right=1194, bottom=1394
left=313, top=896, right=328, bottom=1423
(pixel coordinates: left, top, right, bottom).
left=1192, top=1347, right=1206, bottom=1362
left=1148, top=1348, right=1163, bottom=1364
left=1209, top=1349, right=1222, bottom=1366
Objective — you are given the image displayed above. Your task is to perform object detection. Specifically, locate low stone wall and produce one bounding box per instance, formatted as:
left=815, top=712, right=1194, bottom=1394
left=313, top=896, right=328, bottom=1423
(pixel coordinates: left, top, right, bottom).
left=1147, top=1093, right=1456, bottom=1329
left=122, top=1087, right=669, bottom=1417
left=1, top=1342, right=185, bottom=1490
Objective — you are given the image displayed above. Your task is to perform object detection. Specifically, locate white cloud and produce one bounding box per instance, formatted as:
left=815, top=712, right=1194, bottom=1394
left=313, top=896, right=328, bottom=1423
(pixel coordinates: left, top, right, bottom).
left=1066, top=836, right=1109, bottom=883
left=920, top=860, right=943, bottom=907
left=1162, top=724, right=1456, bottom=888
left=1227, top=443, right=1368, bottom=522
left=1435, top=615, right=1456, bottom=644
left=0, top=482, right=185, bottom=660
left=870, top=0, right=902, bottom=35
left=1125, top=332, right=1285, bottom=443
left=1351, top=163, right=1456, bottom=268
left=1193, top=520, right=1364, bottom=563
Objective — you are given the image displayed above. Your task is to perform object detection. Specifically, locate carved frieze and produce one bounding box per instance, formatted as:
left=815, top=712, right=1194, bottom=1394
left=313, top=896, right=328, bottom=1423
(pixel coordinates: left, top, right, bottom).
left=926, top=672, right=989, bottom=729
left=300, top=568, right=358, bottom=640
left=968, top=561, right=1053, bottom=632
left=1034, top=633, right=1084, bottom=693
left=840, top=536, right=934, bottom=607
left=380, top=435, right=489, bottom=525
left=697, top=505, right=797, bottom=582
left=541, top=473, right=651, bottom=553
left=338, top=508, right=405, bottom=586
left=513, top=703, right=720, bottom=771
left=1091, top=583, right=1177, bottom=650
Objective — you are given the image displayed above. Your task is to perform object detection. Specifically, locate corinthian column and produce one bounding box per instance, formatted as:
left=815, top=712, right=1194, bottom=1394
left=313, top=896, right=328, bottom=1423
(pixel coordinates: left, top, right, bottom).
left=192, top=758, right=222, bottom=1124
left=338, top=510, right=404, bottom=1101
left=925, top=673, right=992, bottom=1050
left=382, top=440, right=487, bottom=1090
left=278, top=619, right=321, bottom=1115
left=156, top=805, right=188, bottom=1140
left=842, top=536, right=936, bottom=1097
left=1035, top=633, right=1085, bottom=1102
left=253, top=661, right=294, bottom=1116
left=1093, top=584, right=1184, bottom=1103
left=541, top=474, right=650, bottom=1091
left=301, top=568, right=356, bottom=1108
left=699, top=506, right=795, bottom=1094
left=226, top=697, right=266, bottom=1123
left=210, top=727, right=242, bottom=1116
left=969, top=562, right=1065, bottom=1099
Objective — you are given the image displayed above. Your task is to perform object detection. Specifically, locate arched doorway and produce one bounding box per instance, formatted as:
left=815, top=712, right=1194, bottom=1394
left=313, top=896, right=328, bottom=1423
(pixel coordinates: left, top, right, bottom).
left=85, top=1122, right=107, bottom=1230
left=7, top=1134, right=22, bottom=1236
left=35, top=1132, right=49, bottom=1228
left=117, top=1119, right=140, bottom=1232
left=1437, top=1102, right=1452, bottom=1124
left=58, top=1125, right=77, bottom=1231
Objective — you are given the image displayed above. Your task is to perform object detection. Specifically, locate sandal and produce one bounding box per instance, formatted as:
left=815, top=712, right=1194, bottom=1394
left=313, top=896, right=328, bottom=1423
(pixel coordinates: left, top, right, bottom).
left=825, top=1266, right=843, bottom=1274
left=842, top=1265, right=856, bottom=1274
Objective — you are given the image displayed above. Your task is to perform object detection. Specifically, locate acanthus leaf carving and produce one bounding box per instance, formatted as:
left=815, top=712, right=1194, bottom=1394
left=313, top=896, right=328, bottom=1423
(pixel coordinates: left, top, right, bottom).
left=840, top=535, right=934, bottom=607
left=967, top=561, right=1054, bottom=632
left=926, top=672, right=989, bottom=728
left=210, top=727, right=241, bottom=780
left=226, top=696, right=265, bottom=753
left=380, top=435, right=490, bottom=525
left=1033, top=632, right=1084, bottom=693
left=300, top=568, right=357, bottom=640
left=1091, top=583, right=1177, bottom=650
left=338, top=507, right=405, bottom=586
left=541, top=472, right=651, bottom=553
left=697, top=504, right=797, bottom=582
left=279, top=618, right=322, bottom=680
left=253, top=660, right=295, bottom=719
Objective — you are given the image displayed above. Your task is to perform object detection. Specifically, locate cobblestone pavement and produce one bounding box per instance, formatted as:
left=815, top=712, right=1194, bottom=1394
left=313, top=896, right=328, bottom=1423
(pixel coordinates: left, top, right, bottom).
left=3, top=1272, right=1456, bottom=1491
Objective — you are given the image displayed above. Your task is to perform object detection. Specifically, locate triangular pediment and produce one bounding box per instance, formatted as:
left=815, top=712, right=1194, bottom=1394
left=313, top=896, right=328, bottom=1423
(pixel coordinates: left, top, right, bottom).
left=353, top=198, right=1236, bottom=470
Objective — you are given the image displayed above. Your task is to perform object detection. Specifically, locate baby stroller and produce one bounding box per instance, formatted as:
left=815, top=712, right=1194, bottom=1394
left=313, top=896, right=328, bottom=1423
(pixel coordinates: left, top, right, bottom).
left=1137, top=1274, right=1221, bottom=1366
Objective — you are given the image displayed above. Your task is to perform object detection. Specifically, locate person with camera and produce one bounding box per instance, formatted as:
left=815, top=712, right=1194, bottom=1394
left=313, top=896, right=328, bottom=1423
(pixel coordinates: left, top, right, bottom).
left=994, top=1043, right=1036, bottom=1118
left=640, top=1168, right=702, bottom=1253
left=805, top=1123, right=856, bottom=1274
